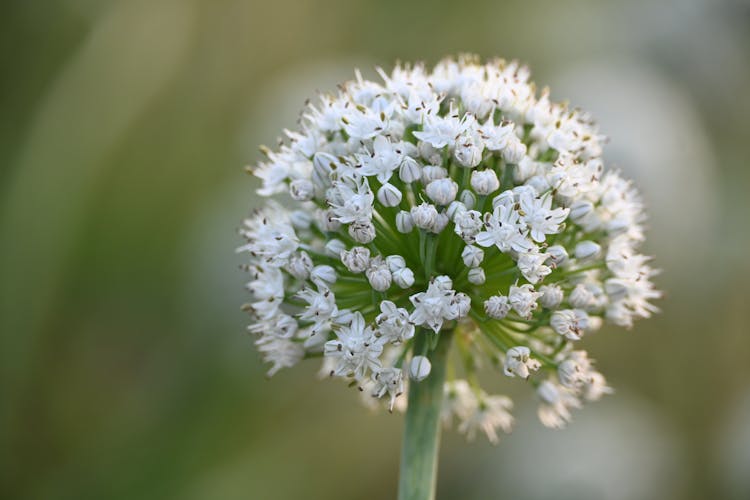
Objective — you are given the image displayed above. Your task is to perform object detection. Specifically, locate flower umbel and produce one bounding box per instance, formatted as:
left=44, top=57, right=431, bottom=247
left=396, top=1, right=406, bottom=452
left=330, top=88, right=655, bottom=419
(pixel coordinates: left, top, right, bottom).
left=239, top=55, right=660, bottom=445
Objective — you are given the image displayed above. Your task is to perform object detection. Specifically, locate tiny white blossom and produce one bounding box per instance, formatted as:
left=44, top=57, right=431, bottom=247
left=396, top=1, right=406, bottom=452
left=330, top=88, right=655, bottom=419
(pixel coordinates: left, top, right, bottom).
left=508, top=284, right=541, bottom=318
left=550, top=309, right=590, bottom=340
left=484, top=295, right=510, bottom=319
left=324, top=312, right=384, bottom=381
left=375, top=300, right=414, bottom=343
left=371, top=367, right=404, bottom=412
left=503, top=346, right=541, bottom=379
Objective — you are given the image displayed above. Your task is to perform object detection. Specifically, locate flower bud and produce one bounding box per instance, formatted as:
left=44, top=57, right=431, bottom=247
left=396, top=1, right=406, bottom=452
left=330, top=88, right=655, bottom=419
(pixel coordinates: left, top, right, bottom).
left=348, top=220, right=376, bottom=243
left=396, top=210, right=414, bottom=233
left=431, top=213, right=450, bottom=233
left=289, top=179, right=314, bottom=201
left=289, top=209, right=313, bottom=230
left=341, top=246, right=371, bottom=273
left=366, top=259, right=392, bottom=292
left=311, top=265, right=337, bottom=286
left=459, top=189, right=476, bottom=209
left=411, top=203, right=439, bottom=230
left=447, top=201, right=467, bottom=219
left=539, top=284, right=564, bottom=309
left=399, top=156, right=422, bottom=183
left=325, top=238, right=346, bottom=258
left=319, top=209, right=341, bottom=232
left=377, top=183, right=403, bottom=207
left=386, top=255, right=406, bottom=272
left=454, top=136, right=484, bottom=167
left=551, top=309, right=589, bottom=340
left=418, top=141, right=441, bottom=165
left=425, top=179, right=458, bottom=205
left=468, top=267, right=486, bottom=285
left=286, top=251, right=313, bottom=280
left=393, top=267, right=415, bottom=288
left=545, top=245, right=568, bottom=267
left=471, top=169, right=500, bottom=195
left=502, top=135, right=527, bottom=164
left=461, top=245, right=484, bottom=267
left=422, top=165, right=448, bottom=183
left=574, top=240, right=601, bottom=260
left=569, top=200, right=594, bottom=223
left=484, top=295, right=510, bottom=319
left=409, top=356, right=432, bottom=381
left=569, top=284, right=595, bottom=309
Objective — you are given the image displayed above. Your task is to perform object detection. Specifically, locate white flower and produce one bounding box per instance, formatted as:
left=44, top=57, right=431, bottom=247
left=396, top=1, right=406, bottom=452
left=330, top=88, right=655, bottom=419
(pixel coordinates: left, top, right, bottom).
left=457, top=394, right=514, bottom=444
left=359, top=135, right=403, bottom=183
left=508, top=284, right=541, bottom=318
left=409, top=277, right=457, bottom=333
left=327, top=178, right=374, bottom=224
left=409, top=356, right=432, bottom=381
left=537, top=380, right=581, bottom=429
left=242, top=56, right=659, bottom=438
left=550, top=309, right=590, bottom=340
left=484, top=295, right=510, bottom=319
left=519, top=192, right=569, bottom=242
left=375, top=300, right=415, bottom=343
left=517, top=251, right=552, bottom=284
left=324, top=312, right=384, bottom=381
left=371, top=367, right=404, bottom=412
left=425, top=178, right=459, bottom=206
left=503, top=346, right=541, bottom=379
left=475, top=201, right=534, bottom=253
left=454, top=210, right=483, bottom=243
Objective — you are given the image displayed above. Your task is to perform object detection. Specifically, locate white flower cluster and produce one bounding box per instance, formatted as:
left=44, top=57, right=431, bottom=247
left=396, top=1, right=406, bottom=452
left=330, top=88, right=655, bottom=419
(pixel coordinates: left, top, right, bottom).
left=239, top=55, right=659, bottom=442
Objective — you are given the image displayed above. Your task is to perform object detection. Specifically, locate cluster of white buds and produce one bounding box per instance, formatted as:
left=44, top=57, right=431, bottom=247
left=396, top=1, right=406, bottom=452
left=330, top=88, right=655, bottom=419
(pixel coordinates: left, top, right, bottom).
left=239, top=55, right=659, bottom=442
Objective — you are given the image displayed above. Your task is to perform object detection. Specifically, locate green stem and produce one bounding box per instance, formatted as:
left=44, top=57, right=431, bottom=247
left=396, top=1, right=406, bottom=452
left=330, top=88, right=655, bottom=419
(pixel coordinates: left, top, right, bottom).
left=398, top=329, right=453, bottom=500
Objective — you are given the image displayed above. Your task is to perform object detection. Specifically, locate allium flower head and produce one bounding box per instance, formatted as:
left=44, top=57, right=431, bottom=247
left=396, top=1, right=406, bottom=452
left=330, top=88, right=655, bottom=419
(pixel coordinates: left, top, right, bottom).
left=239, top=55, right=660, bottom=442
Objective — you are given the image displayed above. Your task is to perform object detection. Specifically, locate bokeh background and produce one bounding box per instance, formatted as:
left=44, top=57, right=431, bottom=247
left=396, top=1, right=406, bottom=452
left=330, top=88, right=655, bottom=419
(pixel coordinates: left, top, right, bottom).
left=2, top=0, right=749, bottom=498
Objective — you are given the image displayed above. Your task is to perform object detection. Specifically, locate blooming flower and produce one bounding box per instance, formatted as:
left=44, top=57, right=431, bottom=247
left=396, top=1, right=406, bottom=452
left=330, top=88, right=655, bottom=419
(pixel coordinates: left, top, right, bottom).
left=240, top=55, right=660, bottom=441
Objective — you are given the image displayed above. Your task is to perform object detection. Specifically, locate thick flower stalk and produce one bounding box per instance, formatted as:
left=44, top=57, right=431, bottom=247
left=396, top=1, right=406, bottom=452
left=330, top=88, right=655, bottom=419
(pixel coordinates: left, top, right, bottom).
left=239, top=55, right=659, bottom=498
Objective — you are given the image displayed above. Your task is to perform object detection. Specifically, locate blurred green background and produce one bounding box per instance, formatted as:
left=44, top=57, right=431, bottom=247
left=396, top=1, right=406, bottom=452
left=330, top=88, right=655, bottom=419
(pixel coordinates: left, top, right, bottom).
left=1, top=0, right=749, bottom=499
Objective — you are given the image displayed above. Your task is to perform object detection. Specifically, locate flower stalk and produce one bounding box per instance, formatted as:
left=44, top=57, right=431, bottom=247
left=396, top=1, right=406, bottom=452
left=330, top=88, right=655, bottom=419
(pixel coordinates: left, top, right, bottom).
left=398, top=328, right=453, bottom=500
